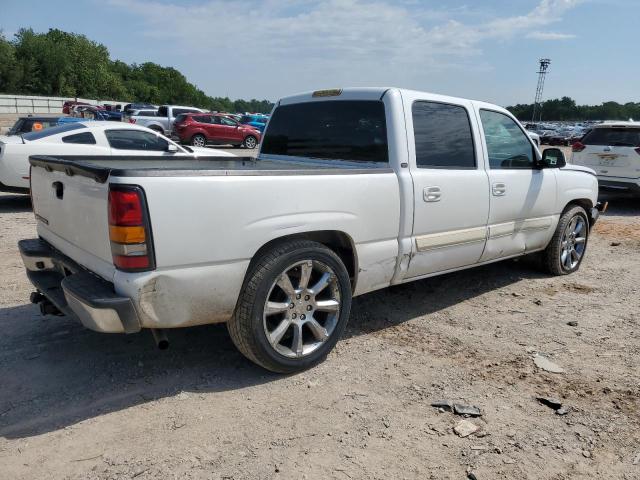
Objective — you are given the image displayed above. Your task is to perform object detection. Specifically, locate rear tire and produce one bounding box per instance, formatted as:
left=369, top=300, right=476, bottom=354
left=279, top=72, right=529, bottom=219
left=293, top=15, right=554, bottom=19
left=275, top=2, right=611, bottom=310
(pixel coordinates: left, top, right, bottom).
left=542, top=205, right=589, bottom=275
left=227, top=240, right=352, bottom=373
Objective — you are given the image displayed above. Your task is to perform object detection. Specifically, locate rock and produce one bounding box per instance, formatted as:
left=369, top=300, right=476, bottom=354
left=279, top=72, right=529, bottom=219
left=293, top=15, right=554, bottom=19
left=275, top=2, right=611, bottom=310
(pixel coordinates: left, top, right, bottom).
left=567, top=321, right=578, bottom=327
left=556, top=406, right=571, bottom=416
left=610, top=242, right=621, bottom=246
left=176, top=391, right=190, bottom=400
left=467, top=472, right=479, bottom=480
left=453, top=404, right=482, bottom=417
left=582, top=450, right=592, bottom=458
left=533, top=298, right=543, bottom=306
left=536, top=396, right=563, bottom=410
left=431, top=400, right=453, bottom=411
left=453, top=419, right=479, bottom=438
left=632, top=452, right=640, bottom=465
left=534, top=355, right=564, bottom=374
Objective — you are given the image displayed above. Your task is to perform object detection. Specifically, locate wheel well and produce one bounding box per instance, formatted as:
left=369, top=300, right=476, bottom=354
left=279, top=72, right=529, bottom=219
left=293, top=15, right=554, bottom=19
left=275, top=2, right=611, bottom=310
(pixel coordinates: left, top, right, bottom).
left=149, top=125, right=164, bottom=134
left=251, top=231, right=357, bottom=290
left=564, top=199, right=595, bottom=225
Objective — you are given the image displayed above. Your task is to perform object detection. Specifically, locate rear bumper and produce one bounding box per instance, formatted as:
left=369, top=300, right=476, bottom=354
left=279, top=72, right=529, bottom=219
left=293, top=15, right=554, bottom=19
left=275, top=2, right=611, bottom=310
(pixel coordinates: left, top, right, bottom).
left=598, top=178, right=640, bottom=194
left=19, top=238, right=141, bottom=333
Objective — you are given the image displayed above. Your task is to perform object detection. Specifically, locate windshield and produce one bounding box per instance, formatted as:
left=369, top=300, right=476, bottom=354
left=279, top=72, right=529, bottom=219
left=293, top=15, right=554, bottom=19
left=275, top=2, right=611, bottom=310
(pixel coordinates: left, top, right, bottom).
left=261, top=100, right=388, bottom=163
left=22, top=122, right=85, bottom=141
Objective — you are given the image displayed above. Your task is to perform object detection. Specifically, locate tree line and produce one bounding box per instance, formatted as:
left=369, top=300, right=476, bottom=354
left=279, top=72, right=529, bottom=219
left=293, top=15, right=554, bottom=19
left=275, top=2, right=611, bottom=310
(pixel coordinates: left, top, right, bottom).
left=0, top=28, right=274, bottom=114
left=507, top=96, right=640, bottom=122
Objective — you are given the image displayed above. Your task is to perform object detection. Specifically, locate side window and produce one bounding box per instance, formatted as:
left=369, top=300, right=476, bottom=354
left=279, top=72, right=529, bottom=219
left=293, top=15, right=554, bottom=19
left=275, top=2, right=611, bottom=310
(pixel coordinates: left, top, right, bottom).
left=412, top=101, right=476, bottom=168
left=480, top=110, right=534, bottom=169
left=212, top=116, right=222, bottom=124
left=105, top=130, right=168, bottom=151
left=62, top=132, right=97, bottom=144
left=220, top=117, right=237, bottom=126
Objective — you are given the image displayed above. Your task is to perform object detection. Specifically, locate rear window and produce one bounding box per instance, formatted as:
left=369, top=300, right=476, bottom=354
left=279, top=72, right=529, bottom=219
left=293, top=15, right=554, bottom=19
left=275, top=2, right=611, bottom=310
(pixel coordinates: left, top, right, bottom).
left=582, top=127, right=640, bottom=147
left=261, top=100, right=388, bottom=163
left=22, top=123, right=85, bottom=141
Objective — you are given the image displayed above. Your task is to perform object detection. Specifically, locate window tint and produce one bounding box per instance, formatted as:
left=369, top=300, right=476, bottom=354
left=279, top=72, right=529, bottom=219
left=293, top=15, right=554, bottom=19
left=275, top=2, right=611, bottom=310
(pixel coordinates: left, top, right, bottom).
left=62, top=132, right=97, bottom=144
left=261, top=100, right=388, bottom=163
left=581, top=127, right=640, bottom=147
left=220, top=117, right=237, bottom=126
left=480, top=110, right=534, bottom=169
left=23, top=123, right=85, bottom=141
left=157, top=106, right=168, bottom=117
left=192, top=115, right=212, bottom=123
left=412, top=101, right=475, bottom=168
left=105, top=130, right=169, bottom=151
left=172, top=108, right=199, bottom=117
left=139, top=110, right=157, bottom=117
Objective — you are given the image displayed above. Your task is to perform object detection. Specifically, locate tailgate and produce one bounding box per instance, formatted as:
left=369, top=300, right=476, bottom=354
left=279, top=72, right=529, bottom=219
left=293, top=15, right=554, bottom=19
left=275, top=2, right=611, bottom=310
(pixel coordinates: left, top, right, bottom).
left=30, top=163, right=115, bottom=280
left=580, top=145, right=638, bottom=179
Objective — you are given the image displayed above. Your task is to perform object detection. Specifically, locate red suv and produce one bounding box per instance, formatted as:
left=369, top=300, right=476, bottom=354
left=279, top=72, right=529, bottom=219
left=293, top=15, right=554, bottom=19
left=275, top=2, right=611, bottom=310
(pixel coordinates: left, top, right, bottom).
left=174, top=113, right=261, bottom=149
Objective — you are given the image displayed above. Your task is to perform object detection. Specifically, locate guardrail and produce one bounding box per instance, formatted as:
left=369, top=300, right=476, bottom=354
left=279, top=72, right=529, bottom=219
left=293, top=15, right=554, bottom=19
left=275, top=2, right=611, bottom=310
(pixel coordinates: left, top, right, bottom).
left=0, top=94, right=129, bottom=114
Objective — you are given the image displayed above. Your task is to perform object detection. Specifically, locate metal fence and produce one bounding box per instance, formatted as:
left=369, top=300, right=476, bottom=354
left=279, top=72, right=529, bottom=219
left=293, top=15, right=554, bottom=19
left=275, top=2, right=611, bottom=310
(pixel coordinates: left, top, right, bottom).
left=0, top=94, right=129, bottom=114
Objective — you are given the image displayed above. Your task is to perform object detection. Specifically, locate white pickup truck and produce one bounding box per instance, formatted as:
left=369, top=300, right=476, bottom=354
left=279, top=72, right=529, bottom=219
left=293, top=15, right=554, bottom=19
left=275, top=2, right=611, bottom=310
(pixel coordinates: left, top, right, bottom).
left=20, top=88, right=601, bottom=373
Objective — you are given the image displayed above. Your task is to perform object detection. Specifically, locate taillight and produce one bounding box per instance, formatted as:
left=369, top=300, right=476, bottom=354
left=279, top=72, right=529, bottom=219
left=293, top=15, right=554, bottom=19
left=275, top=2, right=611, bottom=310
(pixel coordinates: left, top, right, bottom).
left=129, top=118, right=136, bottom=124
left=572, top=141, right=586, bottom=152
left=108, top=185, right=155, bottom=272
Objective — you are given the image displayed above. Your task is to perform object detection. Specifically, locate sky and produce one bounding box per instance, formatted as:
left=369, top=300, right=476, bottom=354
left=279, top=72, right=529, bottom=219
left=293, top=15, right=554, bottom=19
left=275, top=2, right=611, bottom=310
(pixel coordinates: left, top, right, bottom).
left=1, top=0, right=637, bottom=106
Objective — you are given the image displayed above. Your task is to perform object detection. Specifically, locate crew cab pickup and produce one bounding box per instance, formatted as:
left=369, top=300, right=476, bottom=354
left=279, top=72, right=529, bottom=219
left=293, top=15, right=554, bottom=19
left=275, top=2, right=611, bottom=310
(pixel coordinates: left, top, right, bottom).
left=130, top=105, right=204, bottom=137
left=20, top=88, right=601, bottom=373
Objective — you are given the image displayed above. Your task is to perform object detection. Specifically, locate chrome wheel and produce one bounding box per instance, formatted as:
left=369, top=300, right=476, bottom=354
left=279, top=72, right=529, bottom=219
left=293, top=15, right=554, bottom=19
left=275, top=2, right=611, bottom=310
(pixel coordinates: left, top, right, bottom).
left=244, top=136, right=257, bottom=149
left=263, top=260, right=341, bottom=358
left=192, top=135, right=206, bottom=147
left=560, top=215, right=586, bottom=270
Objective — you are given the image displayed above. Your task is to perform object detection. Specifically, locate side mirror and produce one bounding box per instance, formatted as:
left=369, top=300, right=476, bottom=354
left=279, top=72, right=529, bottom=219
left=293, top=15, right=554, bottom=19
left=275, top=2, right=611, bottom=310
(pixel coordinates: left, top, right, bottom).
left=166, top=143, right=179, bottom=153
left=539, top=148, right=565, bottom=168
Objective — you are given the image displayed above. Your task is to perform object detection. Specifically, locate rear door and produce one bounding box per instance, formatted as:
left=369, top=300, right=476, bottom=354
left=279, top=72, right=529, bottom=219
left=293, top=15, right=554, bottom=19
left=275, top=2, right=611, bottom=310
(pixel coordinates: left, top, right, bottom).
left=574, top=126, right=640, bottom=180
left=403, top=94, right=490, bottom=277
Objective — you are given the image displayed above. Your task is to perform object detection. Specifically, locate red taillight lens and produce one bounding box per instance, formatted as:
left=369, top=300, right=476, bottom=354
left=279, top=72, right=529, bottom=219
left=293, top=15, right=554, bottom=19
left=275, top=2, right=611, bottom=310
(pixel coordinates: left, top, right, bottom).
left=108, top=186, right=154, bottom=272
left=572, top=141, right=586, bottom=152
left=109, top=189, right=144, bottom=226
left=129, top=118, right=136, bottom=124
left=113, top=255, right=150, bottom=270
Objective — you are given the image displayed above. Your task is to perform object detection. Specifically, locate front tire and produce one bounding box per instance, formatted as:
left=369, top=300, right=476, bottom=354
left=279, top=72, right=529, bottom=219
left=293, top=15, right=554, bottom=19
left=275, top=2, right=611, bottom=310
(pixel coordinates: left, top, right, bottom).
left=191, top=134, right=207, bottom=147
left=228, top=240, right=352, bottom=373
left=542, top=205, right=589, bottom=275
left=243, top=135, right=257, bottom=149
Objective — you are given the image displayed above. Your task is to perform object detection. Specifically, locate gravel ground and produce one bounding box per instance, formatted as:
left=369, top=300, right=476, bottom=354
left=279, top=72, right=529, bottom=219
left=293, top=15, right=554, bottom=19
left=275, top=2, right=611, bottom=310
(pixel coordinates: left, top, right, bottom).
left=0, top=151, right=639, bottom=479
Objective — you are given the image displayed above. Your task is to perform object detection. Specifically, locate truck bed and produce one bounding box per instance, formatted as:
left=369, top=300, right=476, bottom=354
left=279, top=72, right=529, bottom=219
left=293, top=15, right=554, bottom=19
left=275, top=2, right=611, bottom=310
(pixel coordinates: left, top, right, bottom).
left=29, top=155, right=392, bottom=182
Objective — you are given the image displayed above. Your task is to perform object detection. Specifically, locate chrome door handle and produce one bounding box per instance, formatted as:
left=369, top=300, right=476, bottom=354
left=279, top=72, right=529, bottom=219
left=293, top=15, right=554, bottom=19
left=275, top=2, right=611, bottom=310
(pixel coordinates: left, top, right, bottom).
left=492, top=182, right=506, bottom=196
left=424, top=186, right=441, bottom=202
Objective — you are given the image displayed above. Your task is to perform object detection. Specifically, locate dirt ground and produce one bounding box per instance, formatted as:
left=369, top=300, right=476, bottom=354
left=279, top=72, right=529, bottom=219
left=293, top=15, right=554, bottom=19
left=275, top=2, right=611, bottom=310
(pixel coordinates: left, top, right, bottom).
left=1, top=158, right=639, bottom=479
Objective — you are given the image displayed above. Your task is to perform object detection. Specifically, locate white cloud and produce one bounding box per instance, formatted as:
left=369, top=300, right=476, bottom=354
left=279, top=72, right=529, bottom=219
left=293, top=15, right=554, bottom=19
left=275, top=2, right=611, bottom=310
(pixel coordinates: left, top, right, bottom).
left=105, top=0, right=582, bottom=99
left=526, top=31, right=577, bottom=40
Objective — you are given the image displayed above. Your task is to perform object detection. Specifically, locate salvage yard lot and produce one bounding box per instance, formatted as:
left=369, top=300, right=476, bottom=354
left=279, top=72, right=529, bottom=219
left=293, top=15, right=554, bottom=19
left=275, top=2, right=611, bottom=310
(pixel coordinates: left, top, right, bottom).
left=0, top=167, right=639, bottom=478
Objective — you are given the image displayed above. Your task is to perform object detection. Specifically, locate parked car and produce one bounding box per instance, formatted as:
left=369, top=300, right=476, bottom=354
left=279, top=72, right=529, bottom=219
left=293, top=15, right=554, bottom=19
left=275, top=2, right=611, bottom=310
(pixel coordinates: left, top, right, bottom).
left=572, top=121, right=640, bottom=195
left=174, top=113, right=261, bottom=148
left=239, top=114, right=269, bottom=132
left=19, top=87, right=601, bottom=373
left=5, top=116, right=63, bottom=136
left=121, top=104, right=158, bottom=123
left=0, top=121, right=234, bottom=193
left=62, top=100, right=90, bottom=114
left=130, top=105, right=204, bottom=136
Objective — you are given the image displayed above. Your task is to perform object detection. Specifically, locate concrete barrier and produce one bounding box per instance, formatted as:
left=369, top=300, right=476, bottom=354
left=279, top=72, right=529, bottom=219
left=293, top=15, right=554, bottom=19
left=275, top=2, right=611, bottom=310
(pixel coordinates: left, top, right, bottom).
left=0, top=94, right=129, bottom=114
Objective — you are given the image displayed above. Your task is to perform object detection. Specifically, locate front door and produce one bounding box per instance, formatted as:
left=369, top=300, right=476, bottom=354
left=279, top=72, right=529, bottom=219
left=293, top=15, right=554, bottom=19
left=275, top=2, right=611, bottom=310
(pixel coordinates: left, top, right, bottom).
left=477, top=108, right=557, bottom=261
left=404, top=96, right=490, bottom=278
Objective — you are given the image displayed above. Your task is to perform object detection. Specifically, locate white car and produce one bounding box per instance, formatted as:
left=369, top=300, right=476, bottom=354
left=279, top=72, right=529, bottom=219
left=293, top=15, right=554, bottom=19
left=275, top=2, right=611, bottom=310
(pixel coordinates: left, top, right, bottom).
left=572, top=121, right=640, bottom=195
left=21, top=87, right=601, bottom=373
left=0, top=121, right=234, bottom=192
